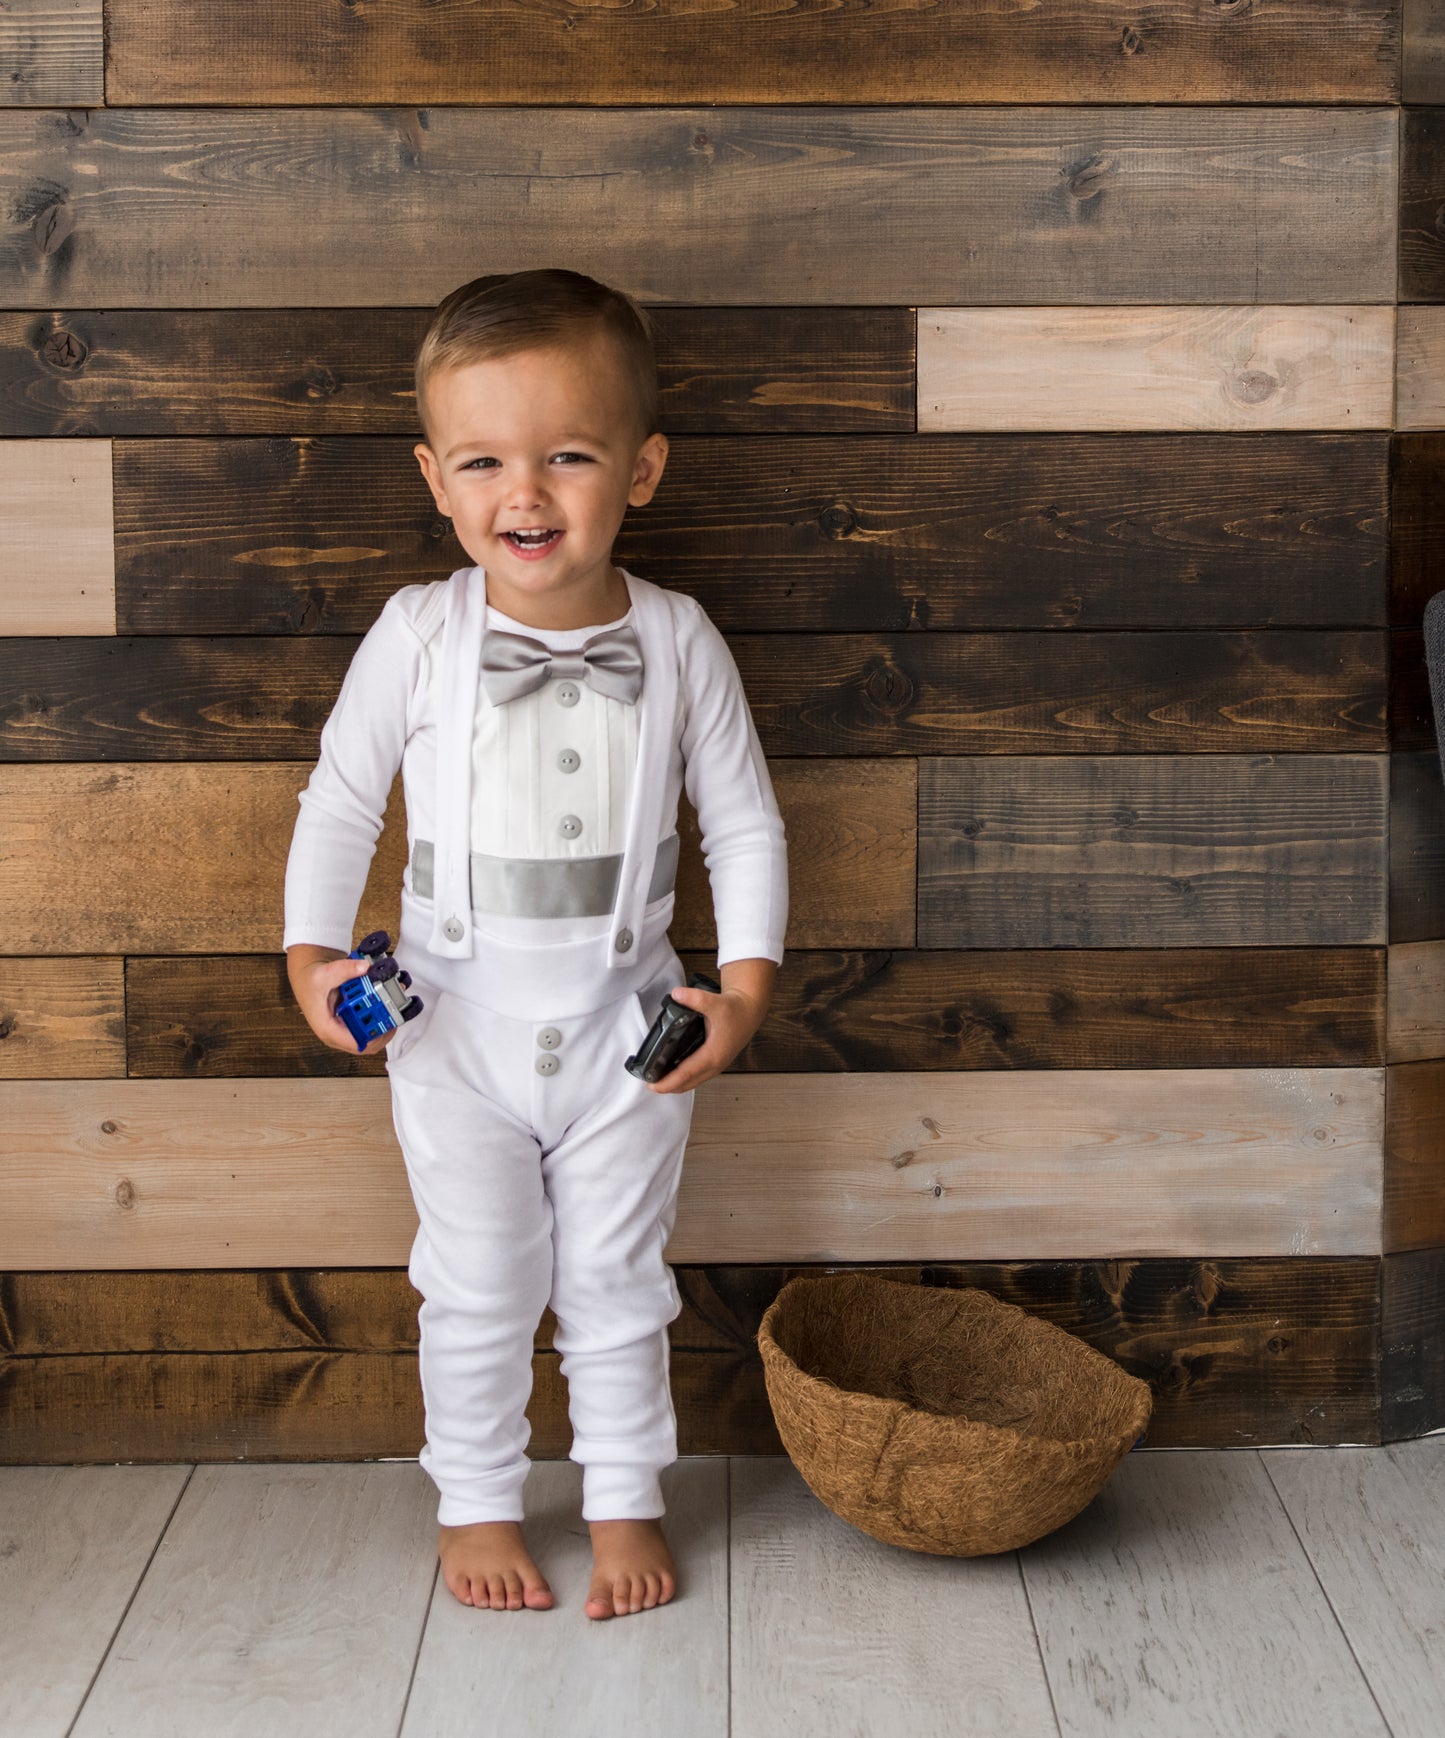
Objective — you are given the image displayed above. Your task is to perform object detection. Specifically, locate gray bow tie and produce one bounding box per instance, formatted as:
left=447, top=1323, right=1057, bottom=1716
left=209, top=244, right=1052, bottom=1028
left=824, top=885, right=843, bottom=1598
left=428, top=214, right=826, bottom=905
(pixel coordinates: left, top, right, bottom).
left=479, top=621, right=644, bottom=707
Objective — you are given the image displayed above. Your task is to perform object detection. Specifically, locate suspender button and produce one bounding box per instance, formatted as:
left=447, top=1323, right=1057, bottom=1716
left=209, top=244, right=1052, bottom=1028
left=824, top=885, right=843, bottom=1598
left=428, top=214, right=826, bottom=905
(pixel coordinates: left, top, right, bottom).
left=442, top=916, right=464, bottom=942
left=615, top=928, right=634, bottom=953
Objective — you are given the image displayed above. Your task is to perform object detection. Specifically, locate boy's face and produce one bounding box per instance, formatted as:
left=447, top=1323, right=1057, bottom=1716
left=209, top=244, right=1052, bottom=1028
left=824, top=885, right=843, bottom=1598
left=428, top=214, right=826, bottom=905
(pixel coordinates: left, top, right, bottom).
left=413, top=333, right=667, bottom=628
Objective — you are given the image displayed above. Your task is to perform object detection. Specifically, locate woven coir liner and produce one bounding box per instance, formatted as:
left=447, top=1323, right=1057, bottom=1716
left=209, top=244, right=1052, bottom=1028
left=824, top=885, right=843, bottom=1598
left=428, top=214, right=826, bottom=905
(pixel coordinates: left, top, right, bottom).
left=758, top=1273, right=1152, bottom=1556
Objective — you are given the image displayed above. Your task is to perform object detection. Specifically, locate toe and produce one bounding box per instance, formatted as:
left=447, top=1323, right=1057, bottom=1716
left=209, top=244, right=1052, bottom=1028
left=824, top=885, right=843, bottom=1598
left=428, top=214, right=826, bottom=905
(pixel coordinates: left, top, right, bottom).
left=641, top=1572, right=660, bottom=1610
left=586, top=1583, right=615, bottom=1620
left=523, top=1580, right=555, bottom=1610
left=487, top=1574, right=509, bottom=1611
left=658, top=1572, right=676, bottom=1606
left=503, top=1571, right=524, bottom=1611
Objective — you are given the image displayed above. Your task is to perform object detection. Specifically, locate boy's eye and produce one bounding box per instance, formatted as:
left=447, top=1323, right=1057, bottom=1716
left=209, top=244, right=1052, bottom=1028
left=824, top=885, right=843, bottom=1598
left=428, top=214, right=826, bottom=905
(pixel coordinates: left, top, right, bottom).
left=552, top=452, right=591, bottom=464
left=462, top=456, right=499, bottom=471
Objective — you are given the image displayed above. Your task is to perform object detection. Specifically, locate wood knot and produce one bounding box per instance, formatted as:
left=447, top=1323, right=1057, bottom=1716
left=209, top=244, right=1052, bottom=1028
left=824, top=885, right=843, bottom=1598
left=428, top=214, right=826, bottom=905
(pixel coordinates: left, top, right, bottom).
left=862, top=660, right=915, bottom=716
left=1112, top=805, right=1139, bottom=828
left=40, top=328, right=88, bottom=369
left=818, top=502, right=857, bottom=539
left=960, top=819, right=983, bottom=839
left=100, top=1120, right=118, bottom=1135
left=1120, top=24, right=1144, bottom=54
left=1232, top=369, right=1278, bottom=405
left=32, top=201, right=74, bottom=257
left=114, top=1178, right=136, bottom=1210
left=301, top=365, right=339, bottom=400
left=428, top=517, right=452, bottom=542
left=1267, top=1336, right=1289, bottom=1355
left=931, top=1182, right=944, bottom=1199
left=1211, top=0, right=1251, bottom=12
left=1065, top=154, right=1115, bottom=201
left=890, top=1149, right=915, bottom=1169
left=0, top=1014, right=14, bottom=1041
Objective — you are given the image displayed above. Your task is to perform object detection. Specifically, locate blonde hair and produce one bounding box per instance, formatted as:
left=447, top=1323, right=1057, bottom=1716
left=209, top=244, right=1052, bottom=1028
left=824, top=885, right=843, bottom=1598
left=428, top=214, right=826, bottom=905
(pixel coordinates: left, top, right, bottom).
left=415, top=268, right=659, bottom=444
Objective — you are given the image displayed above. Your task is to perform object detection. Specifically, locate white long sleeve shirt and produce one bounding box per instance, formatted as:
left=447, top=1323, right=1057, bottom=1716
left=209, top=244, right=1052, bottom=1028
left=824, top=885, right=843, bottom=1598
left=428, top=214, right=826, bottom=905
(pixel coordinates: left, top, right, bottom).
left=283, top=568, right=788, bottom=970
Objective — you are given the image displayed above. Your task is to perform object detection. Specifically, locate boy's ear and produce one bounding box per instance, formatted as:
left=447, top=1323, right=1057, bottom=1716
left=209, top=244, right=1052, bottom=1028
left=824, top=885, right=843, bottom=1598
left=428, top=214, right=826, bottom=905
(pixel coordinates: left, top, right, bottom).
left=627, top=432, right=669, bottom=507
left=414, top=441, right=451, bottom=515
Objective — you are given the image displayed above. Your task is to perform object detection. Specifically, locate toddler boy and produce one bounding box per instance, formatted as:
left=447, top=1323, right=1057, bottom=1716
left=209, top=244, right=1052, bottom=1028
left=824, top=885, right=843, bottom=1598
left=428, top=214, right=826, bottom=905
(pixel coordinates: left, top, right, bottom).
left=283, top=269, right=788, bottom=1620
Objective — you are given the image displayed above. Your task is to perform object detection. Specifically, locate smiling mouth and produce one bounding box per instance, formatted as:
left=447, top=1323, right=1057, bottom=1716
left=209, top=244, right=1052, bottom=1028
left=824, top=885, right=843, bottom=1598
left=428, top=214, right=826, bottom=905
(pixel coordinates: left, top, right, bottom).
left=502, top=529, right=564, bottom=557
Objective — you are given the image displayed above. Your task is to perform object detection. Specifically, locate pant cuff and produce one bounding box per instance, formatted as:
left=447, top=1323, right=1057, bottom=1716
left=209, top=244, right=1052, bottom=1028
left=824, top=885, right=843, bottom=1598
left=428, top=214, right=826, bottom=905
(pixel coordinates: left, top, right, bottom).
left=580, top=1463, right=666, bottom=1522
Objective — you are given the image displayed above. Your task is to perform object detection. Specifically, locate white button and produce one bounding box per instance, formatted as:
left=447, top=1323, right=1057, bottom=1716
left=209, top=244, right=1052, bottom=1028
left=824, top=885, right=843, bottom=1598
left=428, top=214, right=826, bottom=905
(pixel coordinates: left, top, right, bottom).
left=442, top=917, right=464, bottom=942
left=559, top=814, right=583, bottom=839
left=537, top=1027, right=562, bottom=1050
left=535, top=1054, right=559, bottom=1077
left=555, top=682, right=581, bottom=708
left=615, top=928, right=633, bottom=953
left=557, top=749, right=581, bottom=774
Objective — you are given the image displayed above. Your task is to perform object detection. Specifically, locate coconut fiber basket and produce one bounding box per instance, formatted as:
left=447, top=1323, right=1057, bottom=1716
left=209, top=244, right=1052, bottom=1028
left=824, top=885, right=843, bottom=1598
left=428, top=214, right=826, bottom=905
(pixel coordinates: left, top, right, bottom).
left=757, top=1273, right=1153, bottom=1556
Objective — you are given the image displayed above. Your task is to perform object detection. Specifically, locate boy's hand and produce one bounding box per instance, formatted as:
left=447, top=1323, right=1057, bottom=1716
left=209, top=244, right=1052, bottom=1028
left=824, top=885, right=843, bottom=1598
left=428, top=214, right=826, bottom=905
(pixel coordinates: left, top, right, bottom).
left=645, top=958, right=776, bottom=1095
left=286, top=944, right=394, bottom=1057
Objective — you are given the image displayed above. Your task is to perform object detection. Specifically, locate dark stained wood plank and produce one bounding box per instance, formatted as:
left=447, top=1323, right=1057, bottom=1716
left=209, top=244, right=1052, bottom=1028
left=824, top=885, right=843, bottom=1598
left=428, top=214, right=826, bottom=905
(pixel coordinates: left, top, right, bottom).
left=1405, top=0, right=1445, bottom=101
left=1385, top=1059, right=1445, bottom=1251
left=0, top=958, right=125, bottom=1078
left=1390, top=627, right=1435, bottom=754
left=0, top=1258, right=1383, bottom=1455
left=1381, top=1246, right=1445, bottom=1439
left=0, top=308, right=914, bottom=437
left=1392, top=435, right=1445, bottom=627
left=0, top=630, right=1386, bottom=761
left=103, top=0, right=1401, bottom=106
left=1390, top=752, right=1445, bottom=943
left=113, top=435, right=1389, bottom=636
left=920, top=755, right=1388, bottom=948
left=0, top=108, right=1396, bottom=308
left=124, top=948, right=1385, bottom=1079
left=0, top=1, right=103, bottom=106
left=1401, top=108, right=1445, bottom=304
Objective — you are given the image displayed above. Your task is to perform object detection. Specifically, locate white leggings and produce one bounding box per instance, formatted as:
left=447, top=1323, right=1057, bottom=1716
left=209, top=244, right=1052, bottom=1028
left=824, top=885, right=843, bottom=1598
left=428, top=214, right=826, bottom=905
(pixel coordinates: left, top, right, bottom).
left=385, top=959, right=695, bottom=1525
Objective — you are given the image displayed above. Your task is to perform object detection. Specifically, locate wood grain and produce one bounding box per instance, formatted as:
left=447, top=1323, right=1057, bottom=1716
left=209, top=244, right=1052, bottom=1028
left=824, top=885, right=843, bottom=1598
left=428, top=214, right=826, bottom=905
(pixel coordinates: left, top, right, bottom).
left=0, top=307, right=914, bottom=437
left=1385, top=1059, right=1445, bottom=1252
left=112, top=434, right=1390, bottom=636
left=0, top=958, right=125, bottom=1079
left=1263, top=1439, right=1445, bottom=1734
left=0, top=759, right=902, bottom=953
left=103, top=0, right=1401, bottom=106
left=920, top=307, right=1394, bottom=433
left=403, top=1461, right=727, bottom=1737
left=1387, top=941, right=1445, bottom=1064
left=1381, top=1247, right=1445, bottom=1439
left=1022, top=1454, right=1390, bottom=1738
left=730, top=1460, right=1057, bottom=1738
left=0, top=108, right=1396, bottom=307
left=1388, top=626, right=1433, bottom=754
left=1390, top=752, right=1445, bottom=944
left=1405, top=0, right=1445, bottom=102
left=0, top=439, right=113, bottom=633
left=69, top=1465, right=437, bottom=1738
left=1397, top=307, right=1445, bottom=432
left=920, top=755, right=1388, bottom=949
left=675, top=761, right=916, bottom=950
left=1400, top=107, right=1445, bottom=304
left=0, top=1467, right=189, bottom=1738
left=0, top=1, right=103, bottom=106
left=0, top=1069, right=1384, bottom=1270
left=1391, top=434, right=1445, bottom=627
left=123, top=947, right=1386, bottom=1079
left=0, top=1258, right=1385, bottom=1453
left=0, top=630, right=1386, bottom=761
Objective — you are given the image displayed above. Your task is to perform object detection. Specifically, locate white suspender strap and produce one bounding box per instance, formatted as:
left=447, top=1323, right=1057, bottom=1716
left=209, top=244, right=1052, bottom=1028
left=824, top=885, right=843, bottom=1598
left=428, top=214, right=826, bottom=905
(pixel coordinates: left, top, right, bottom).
left=427, top=565, right=486, bottom=959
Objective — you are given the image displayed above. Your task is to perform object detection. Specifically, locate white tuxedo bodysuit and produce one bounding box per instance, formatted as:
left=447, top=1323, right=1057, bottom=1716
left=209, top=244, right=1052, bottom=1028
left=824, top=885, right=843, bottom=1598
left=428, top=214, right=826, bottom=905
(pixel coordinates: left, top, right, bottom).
left=284, top=566, right=787, bottom=1523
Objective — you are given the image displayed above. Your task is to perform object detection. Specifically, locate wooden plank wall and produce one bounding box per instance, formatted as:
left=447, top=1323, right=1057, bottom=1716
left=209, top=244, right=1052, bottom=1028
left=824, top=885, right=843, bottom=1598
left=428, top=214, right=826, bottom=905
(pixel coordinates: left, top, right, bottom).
left=1, top=1, right=1440, bottom=1459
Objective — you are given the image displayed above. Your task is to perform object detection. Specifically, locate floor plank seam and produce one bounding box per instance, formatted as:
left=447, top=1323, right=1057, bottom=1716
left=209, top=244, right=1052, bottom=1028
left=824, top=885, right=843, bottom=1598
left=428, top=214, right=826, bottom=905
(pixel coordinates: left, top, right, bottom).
left=395, top=1554, right=440, bottom=1738
left=62, top=1462, right=197, bottom=1738
left=725, top=1457, right=733, bottom=1738
left=1258, top=1453, right=1398, bottom=1738
left=1016, top=1549, right=1064, bottom=1738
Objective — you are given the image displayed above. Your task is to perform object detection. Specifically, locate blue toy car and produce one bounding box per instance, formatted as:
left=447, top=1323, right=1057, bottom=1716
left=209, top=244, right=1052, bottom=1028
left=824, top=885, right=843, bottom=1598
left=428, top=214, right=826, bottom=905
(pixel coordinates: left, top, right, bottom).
left=335, top=930, right=424, bottom=1053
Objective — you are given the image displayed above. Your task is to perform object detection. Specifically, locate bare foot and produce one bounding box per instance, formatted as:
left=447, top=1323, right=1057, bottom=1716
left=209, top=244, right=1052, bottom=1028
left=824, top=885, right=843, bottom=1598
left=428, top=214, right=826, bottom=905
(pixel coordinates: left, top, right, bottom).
left=585, top=1517, right=677, bottom=1619
left=438, top=1521, right=554, bottom=1611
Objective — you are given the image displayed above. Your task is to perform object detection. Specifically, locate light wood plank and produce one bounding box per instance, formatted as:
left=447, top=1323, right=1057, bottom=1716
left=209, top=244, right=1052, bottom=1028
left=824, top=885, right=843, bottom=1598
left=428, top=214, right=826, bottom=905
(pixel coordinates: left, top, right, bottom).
left=103, top=0, right=1401, bottom=106
left=0, top=760, right=903, bottom=954
left=0, top=108, right=1395, bottom=307
left=1399, top=307, right=1445, bottom=433
left=0, top=1466, right=189, bottom=1738
left=72, top=1464, right=437, bottom=1738
left=1022, top=1452, right=1389, bottom=1738
left=0, top=440, right=113, bottom=632
left=919, top=307, right=1394, bottom=433
left=920, top=755, right=1389, bottom=950
left=0, top=957, right=124, bottom=1077
left=731, top=1458, right=1057, bottom=1738
left=1263, top=1439, right=1445, bottom=1738
left=0, top=0, right=103, bottom=105
left=0, top=1069, right=1384, bottom=1270
left=1387, top=941, right=1445, bottom=1063
left=402, top=1460, right=725, bottom=1736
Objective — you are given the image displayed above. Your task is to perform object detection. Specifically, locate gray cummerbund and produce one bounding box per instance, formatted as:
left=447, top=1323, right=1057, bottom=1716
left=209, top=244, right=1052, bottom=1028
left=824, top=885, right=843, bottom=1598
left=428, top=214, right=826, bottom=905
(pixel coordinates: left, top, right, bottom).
left=410, top=833, right=680, bottom=920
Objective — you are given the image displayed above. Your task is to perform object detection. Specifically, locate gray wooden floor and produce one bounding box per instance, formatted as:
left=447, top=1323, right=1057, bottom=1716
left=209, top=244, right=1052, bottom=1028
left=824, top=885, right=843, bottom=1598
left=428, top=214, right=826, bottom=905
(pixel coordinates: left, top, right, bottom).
left=1, top=1441, right=1441, bottom=1738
